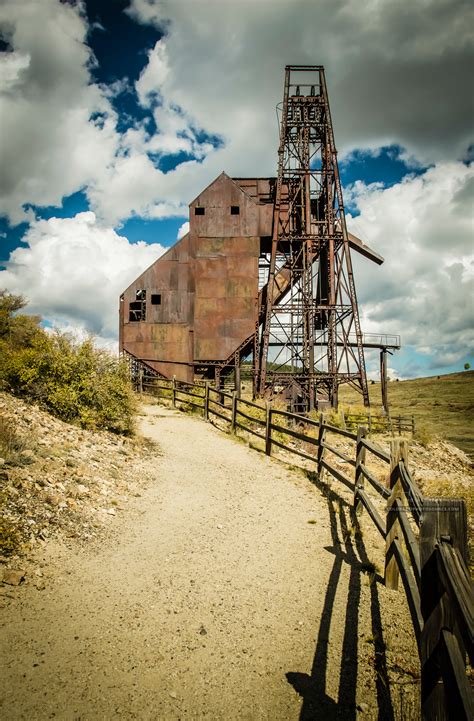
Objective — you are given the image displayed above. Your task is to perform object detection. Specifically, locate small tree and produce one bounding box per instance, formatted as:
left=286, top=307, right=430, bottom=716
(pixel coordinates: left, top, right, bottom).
left=464, top=363, right=471, bottom=371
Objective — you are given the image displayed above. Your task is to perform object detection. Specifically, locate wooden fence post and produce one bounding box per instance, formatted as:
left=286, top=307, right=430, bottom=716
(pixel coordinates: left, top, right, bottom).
left=231, top=391, right=237, bottom=434
left=317, top=413, right=326, bottom=479
left=138, top=368, right=143, bottom=396
left=172, top=376, right=176, bottom=408
left=420, top=498, right=470, bottom=720
left=265, top=402, right=272, bottom=456
left=204, top=382, right=209, bottom=421
left=354, top=426, right=367, bottom=515
left=234, top=353, right=241, bottom=398
left=385, top=438, right=409, bottom=590
left=340, top=408, right=346, bottom=430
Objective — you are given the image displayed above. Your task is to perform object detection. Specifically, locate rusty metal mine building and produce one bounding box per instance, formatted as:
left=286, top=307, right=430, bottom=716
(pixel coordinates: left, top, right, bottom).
left=120, top=172, right=274, bottom=383
left=120, top=66, right=399, bottom=411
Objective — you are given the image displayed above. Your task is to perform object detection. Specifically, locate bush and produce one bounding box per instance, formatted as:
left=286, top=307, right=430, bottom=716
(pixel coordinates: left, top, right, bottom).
left=0, top=292, right=136, bottom=434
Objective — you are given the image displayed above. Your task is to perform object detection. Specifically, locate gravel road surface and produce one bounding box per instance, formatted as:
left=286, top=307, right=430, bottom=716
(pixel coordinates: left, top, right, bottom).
left=1, top=404, right=419, bottom=720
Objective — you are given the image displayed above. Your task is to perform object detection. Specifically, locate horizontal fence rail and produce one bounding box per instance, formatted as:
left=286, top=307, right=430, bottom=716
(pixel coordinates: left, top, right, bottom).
left=138, top=373, right=473, bottom=720
left=344, top=411, right=416, bottom=436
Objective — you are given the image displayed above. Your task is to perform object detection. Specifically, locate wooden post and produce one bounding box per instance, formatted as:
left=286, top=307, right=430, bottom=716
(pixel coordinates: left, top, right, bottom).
left=265, top=402, right=272, bottom=456
left=234, top=352, right=241, bottom=398
left=204, top=381, right=209, bottom=421
left=138, top=367, right=143, bottom=396
left=420, top=498, right=470, bottom=721
left=380, top=348, right=389, bottom=415
left=215, top=367, right=223, bottom=404
left=231, top=391, right=237, bottom=434
left=340, top=408, right=346, bottom=430
left=172, top=375, right=176, bottom=408
left=317, top=413, right=326, bottom=479
left=354, top=426, right=367, bottom=515
left=385, top=438, right=409, bottom=590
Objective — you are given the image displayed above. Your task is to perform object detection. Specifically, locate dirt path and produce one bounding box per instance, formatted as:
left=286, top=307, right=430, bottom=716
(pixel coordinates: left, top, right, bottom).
left=1, top=404, right=418, bottom=720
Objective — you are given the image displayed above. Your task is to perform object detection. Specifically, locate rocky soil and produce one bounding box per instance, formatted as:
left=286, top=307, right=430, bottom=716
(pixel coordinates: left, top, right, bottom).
left=0, top=392, right=157, bottom=581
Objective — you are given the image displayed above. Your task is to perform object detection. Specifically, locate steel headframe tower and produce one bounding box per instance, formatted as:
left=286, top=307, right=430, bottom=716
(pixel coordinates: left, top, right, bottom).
left=255, top=65, right=369, bottom=412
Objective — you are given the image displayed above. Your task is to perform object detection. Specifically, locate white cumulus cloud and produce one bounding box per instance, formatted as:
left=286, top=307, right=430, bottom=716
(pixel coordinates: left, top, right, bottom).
left=128, top=0, right=474, bottom=167
left=0, top=212, right=165, bottom=344
left=347, top=161, right=474, bottom=374
left=2, top=0, right=473, bottom=226
left=176, top=221, right=189, bottom=239
left=0, top=0, right=472, bottom=372
left=0, top=0, right=120, bottom=224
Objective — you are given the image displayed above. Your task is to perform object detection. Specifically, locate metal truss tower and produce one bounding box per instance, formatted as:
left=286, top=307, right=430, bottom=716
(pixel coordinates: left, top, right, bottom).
left=255, top=65, right=369, bottom=412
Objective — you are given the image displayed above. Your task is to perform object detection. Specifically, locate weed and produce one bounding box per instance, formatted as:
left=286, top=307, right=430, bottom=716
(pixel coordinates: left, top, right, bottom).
left=0, top=517, right=23, bottom=555
left=413, top=426, right=432, bottom=448
left=0, top=487, right=23, bottom=555
left=0, top=417, right=26, bottom=456
left=0, top=416, right=30, bottom=464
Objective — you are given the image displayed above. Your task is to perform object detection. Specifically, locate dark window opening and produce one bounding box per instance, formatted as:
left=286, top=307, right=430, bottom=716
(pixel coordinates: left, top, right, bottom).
left=151, top=294, right=161, bottom=305
left=195, top=206, right=205, bottom=215
left=231, top=205, right=240, bottom=215
left=129, top=290, right=146, bottom=321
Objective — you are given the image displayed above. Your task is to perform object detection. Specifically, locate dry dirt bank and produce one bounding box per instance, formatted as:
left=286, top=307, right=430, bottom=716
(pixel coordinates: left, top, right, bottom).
left=1, top=401, right=421, bottom=720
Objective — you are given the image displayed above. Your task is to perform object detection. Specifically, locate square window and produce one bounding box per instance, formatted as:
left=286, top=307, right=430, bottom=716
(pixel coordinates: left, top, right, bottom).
left=195, top=206, right=205, bottom=215
left=129, top=293, right=146, bottom=321
left=231, top=205, right=240, bottom=215
left=151, top=294, right=161, bottom=305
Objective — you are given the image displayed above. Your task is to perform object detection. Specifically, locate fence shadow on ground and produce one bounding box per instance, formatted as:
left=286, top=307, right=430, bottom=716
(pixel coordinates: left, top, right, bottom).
left=286, top=476, right=394, bottom=721
left=139, top=378, right=472, bottom=720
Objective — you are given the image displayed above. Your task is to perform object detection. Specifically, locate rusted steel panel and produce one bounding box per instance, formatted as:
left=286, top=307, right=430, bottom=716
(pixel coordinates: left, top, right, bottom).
left=233, top=177, right=274, bottom=204
left=123, top=323, right=192, bottom=382
left=194, top=296, right=255, bottom=361
left=145, top=360, right=192, bottom=383
left=121, top=172, right=266, bottom=378
left=258, top=203, right=273, bottom=237
left=195, top=236, right=259, bottom=259
left=190, top=173, right=260, bottom=238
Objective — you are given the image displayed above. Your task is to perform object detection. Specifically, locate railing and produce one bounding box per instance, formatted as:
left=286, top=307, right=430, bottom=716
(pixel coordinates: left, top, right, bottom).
left=140, top=375, right=473, bottom=720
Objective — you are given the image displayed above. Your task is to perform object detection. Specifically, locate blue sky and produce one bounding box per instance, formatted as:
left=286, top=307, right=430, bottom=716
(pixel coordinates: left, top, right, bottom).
left=0, top=0, right=472, bottom=380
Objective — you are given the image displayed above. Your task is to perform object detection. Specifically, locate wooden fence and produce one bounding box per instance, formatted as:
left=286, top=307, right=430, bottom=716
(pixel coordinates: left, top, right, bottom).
left=344, top=410, right=416, bottom=435
left=141, top=376, right=473, bottom=720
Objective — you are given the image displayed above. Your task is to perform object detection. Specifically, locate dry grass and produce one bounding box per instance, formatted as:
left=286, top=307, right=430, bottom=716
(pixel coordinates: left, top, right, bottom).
left=0, top=415, right=30, bottom=464
left=339, top=371, right=474, bottom=458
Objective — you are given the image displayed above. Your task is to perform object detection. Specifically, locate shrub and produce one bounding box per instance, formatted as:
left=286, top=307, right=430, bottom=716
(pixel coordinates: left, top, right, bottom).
left=0, top=292, right=136, bottom=434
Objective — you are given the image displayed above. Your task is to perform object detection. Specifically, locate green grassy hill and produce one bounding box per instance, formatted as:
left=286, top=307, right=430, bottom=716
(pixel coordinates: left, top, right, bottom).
left=339, top=371, right=474, bottom=458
